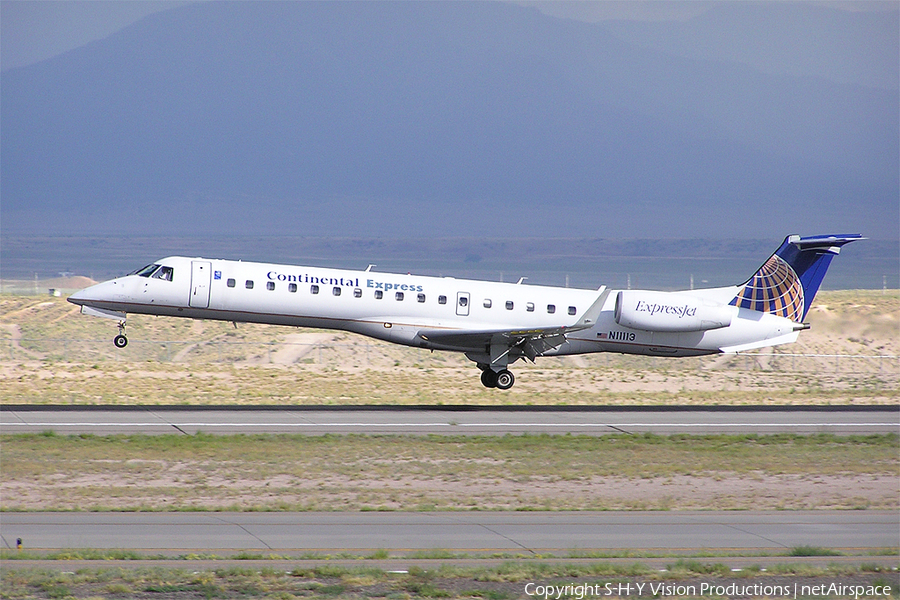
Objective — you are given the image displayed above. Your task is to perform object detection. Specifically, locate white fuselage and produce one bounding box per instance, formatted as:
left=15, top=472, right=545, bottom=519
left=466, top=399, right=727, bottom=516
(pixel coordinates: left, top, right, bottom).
left=69, top=255, right=799, bottom=360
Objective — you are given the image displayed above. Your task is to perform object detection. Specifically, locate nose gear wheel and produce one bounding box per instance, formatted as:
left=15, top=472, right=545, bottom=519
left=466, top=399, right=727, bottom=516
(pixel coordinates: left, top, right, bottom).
left=113, top=321, right=128, bottom=348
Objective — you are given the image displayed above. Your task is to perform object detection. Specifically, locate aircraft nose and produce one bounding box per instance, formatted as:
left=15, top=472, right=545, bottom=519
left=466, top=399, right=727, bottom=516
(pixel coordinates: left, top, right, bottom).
left=67, top=288, right=88, bottom=305
left=67, top=280, right=114, bottom=306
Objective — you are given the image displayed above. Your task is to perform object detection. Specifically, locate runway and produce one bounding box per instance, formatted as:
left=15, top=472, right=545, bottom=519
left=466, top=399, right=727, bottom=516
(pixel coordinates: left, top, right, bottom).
left=2, top=511, right=896, bottom=554
left=0, top=406, right=900, bottom=435
left=3, top=409, right=897, bottom=566
left=1, top=405, right=897, bottom=436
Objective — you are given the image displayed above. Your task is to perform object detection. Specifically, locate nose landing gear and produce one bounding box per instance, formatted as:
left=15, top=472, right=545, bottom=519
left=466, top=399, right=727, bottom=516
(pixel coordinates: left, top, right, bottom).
left=113, top=321, right=128, bottom=348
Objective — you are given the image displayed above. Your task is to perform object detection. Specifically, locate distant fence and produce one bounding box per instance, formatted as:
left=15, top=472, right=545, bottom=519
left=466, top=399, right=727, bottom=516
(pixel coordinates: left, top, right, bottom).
left=3, top=338, right=898, bottom=378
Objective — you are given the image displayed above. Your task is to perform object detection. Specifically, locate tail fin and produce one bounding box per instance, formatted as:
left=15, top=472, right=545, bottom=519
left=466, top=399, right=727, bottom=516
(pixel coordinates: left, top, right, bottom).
left=729, top=234, right=863, bottom=322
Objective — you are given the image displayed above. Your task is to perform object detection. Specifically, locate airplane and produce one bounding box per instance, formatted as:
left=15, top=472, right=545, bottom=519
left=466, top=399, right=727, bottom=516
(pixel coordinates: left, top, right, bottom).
left=68, top=234, right=862, bottom=389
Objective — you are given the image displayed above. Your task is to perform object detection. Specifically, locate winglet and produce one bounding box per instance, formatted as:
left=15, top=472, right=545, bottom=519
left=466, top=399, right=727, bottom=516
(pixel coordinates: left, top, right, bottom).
left=571, top=286, right=609, bottom=330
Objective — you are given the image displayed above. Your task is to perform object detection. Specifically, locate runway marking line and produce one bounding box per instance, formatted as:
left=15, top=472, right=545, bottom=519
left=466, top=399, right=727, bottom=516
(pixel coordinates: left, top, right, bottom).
left=1, top=547, right=891, bottom=554
left=2, top=422, right=897, bottom=427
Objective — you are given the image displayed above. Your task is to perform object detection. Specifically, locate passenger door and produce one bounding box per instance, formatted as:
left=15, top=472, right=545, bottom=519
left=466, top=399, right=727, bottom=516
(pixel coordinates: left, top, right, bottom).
left=189, top=261, right=212, bottom=308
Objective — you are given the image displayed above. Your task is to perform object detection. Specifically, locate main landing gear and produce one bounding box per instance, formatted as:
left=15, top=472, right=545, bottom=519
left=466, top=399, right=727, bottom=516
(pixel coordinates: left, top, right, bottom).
left=479, top=367, right=515, bottom=390
left=113, top=321, right=128, bottom=348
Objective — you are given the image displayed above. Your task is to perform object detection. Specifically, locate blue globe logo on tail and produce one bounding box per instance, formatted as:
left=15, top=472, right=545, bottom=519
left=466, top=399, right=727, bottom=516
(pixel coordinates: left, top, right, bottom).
left=730, top=254, right=805, bottom=323
left=730, top=234, right=863, bottom=323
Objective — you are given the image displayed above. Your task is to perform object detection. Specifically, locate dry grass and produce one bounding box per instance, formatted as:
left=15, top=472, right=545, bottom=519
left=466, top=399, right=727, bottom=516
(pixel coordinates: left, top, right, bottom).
left=2, top=432, right=896, bottom=512
left=3, top=561, right=895, bottom=600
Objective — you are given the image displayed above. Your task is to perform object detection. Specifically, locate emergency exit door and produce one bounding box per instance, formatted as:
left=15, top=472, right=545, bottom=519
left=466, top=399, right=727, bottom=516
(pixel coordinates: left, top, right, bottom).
left=456, top=292, right=470, bottom=316
left=189, top=261, right=211, bottom=308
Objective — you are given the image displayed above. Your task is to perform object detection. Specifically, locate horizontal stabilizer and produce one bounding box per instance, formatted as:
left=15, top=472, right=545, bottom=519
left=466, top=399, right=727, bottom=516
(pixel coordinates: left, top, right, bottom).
left=791, top=234, right=866, bottom=254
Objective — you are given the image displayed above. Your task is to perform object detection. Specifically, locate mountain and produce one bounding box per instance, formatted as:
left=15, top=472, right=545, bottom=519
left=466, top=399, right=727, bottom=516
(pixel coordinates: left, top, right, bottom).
left=598, top=1, right=899, bottom=91
left=1, top=1, right=897, bottom=239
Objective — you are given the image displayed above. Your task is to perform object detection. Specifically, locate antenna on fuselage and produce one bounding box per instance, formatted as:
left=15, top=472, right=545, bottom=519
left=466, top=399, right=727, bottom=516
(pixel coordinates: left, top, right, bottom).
left=516, top=277, right=528, bottom=285
left=365, top=264, right=376, bottom=272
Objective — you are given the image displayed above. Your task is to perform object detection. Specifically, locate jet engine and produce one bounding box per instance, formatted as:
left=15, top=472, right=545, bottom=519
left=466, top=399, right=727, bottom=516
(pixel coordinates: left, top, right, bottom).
left=614, top=291, right=732, bottom=333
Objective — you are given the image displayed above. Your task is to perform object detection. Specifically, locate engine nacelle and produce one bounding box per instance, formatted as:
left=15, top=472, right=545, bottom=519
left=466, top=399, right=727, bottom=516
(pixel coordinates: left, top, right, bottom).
left=615, top=291, right=732, bottom=333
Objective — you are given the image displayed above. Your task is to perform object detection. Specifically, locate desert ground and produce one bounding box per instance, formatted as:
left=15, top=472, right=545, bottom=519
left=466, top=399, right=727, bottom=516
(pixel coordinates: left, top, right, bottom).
left=1, top=289, right=897, bottom=515
left=1, top=289, right=898, bottom=600
left=0, top=289, right=896, bottom=405
left=2, top=430, right=897, bottom=512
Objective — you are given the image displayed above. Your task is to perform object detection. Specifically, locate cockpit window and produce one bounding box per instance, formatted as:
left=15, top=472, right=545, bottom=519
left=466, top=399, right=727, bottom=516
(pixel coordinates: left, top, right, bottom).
left=152, top=266, right=174, bottom=281
left=131, top=263, right=160, bottom=277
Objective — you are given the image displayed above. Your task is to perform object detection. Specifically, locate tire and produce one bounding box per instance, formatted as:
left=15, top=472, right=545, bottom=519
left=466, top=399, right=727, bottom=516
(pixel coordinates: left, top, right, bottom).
left=495, top=370, right=515, bottom=390
left=480, top=369, right=498, bottom=388
left=114, top=335, right=128, bottom=348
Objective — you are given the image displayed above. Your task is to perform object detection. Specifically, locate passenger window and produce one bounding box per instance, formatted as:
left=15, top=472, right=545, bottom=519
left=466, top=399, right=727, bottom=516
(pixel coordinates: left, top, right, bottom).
left=438, top=295, right=447, bottom=305
left=227, top=278, right=236, bottom=288
left=288, top=283, right=297, bottom=293
left=333, top=287, right=341, bottom=296
left=310, top=285, right=319, bottom=294
left=375, top=290, right=383, bottom=299
left=395, top=291, right=404, bottom=301
left=568, top=306, right=577, bottom=316
left=505, top=301, right=514, bottom=310
left=246, top=280, right=254, bottom=289
left=526, top=302, right=534, bottom=312
left=267, top=281, right=275, bottom=291
left=417, top=293, right=426, bottom=303
left=153, top=266, right=174, bottom=281
left=354, top=288, right=362, bottom=298
left=483, top=299, right=492, bottom=308
left=547, top=304, right=556, bottom=314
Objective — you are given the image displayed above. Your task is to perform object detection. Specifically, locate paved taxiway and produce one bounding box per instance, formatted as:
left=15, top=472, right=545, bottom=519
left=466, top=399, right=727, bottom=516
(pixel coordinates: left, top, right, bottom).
left=2, top=511, right=897, bottom=553
left=1, top=406, right=897, bottom=435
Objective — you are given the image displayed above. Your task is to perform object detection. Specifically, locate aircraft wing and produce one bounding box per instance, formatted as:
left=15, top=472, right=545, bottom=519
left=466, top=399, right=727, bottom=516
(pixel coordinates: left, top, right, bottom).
left=418, top=327, right=570, bottom=360
left=417, top=287, right=608, bottom=361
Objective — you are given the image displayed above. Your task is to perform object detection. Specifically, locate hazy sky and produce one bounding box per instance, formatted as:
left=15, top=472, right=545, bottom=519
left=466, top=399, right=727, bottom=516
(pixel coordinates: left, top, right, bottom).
left=2, top=0, right=896, bottom=243
left=5, top=0, right=894, bottom=71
